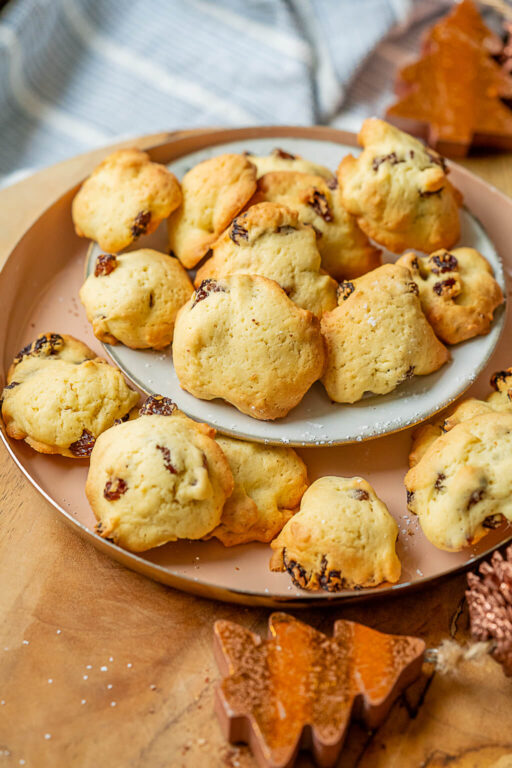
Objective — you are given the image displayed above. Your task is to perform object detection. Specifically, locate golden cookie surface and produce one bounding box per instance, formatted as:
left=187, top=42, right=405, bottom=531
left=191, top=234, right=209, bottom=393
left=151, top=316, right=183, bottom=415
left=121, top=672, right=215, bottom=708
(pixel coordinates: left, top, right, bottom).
left=249, top=147, right=333, bottom=179
left=338, top=118, right=461, bottom=254
left=195, top=202, right=337, bottom=317
left=172, top=274, right=326, bottom=420
left=270, top=476, right=401, bottom=591
left=397, top=248, right=503, bottom=345
left=253, top=170, right=380, bottom=280
left=72, top=148, right=182, bottom=252
left=86, top=401, right=233, bottom=551
left=409, top=367, right=512, bottom=467
left=79, top=249, right=193, bottom=349
left=1, top=334, right=138, bottom=458
left=206, top=435, right=308, bottom=546
left=405, top=412, right=512, bottom=551
left=321, top=263, right=449, bottom=403
left=168, top=153, right=257, bottom=269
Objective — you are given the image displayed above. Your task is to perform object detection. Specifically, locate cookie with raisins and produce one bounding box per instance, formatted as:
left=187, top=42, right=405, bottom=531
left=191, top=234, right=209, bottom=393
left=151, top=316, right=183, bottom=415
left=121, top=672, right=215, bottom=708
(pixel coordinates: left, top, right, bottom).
left=338, top=119, right=462, bottom=254
left=1, top=334, right=138, bottom=458
left=270, top=476, right=401, bottom=591
left=168, top=154, right=257, bottom=269
left=195, top=202, right=337, bottom=317
left=405, top=412, right=512, bottom=551
left=86, top=404, right=233, bottom=551
left=72, top=148, right=182, bottom=252
left=409, top=367, right=512, bottom=468
left=205, top=435, right=308, bottom=547
left=251, top=170, right=380, bottom=281
left=397, top=247, right=503, bottom=345
left=80, top=248, right=193, bottom=349
left=321, top=264, right=449, bottom=403
left=172, top=274, right=325, bottom=420
left=249, top=147, right=333, bottom=180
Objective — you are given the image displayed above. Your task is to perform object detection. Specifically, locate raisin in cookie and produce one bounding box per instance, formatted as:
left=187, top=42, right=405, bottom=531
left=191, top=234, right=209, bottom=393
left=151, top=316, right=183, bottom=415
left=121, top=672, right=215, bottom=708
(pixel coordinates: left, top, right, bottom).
left=205, top=436, right=308, bottom=546
left=405, top=412, right=512, bottom=551
left=168, top=154, right=257, bottom=269
left=1, top=334, right=138, bottom=458
left=72, top=149, right=182, bottom=252
left=86, top=395, right=233, bottom=551
left=252, top=171, right=381, bottom=281
left=321, top=264, right=449, bottom=403
left=195, top=202, right=337, bottom=317
left=172, top=274, right=325, bottom=420
left=338, top=118, right=462, bottom=254
left=409, top=367, right=512, bottom=467
left=79, top=249, right=193, bottom=349
left=270, top=476, right=401, bottom=591
left=397, top=248, right=503, bottom=345
left=248, top=148, right=333, bottom=180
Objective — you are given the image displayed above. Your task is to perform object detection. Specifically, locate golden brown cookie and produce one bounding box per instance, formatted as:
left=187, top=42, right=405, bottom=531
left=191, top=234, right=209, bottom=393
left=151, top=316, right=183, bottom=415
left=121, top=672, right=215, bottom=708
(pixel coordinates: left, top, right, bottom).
left=409, top=367, right=512, bottom=468
left=72, top=149, right=182, bottom=252
left=79, top=249, right=193, bottom=349
left=248, top=147, right=333, bottom=179
left=338, top=118, right=462, bottom=254
left=252, top=170, right=381, bottom=280
left=1, top=333, right=138, bottom=458
left=195, top=202, right=337, bottom=317
left=270, top=476, right=401, bottom=591
left=321, top=264, right=449, bottom=403
left=405, top=412, right=512, bottom=551
left=397, top=248, right=503, bottom=344
left=205, top=435, right=308, bottom=546
left=86, top=395, right=233, bottom=552
left=168, top=153, right=257, bottom=269
left=172, top=274, right=326, bottom=420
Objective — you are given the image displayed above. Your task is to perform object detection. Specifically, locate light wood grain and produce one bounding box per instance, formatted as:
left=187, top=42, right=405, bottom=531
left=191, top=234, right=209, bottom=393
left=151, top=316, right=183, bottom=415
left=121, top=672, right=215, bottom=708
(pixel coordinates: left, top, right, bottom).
left=1, top=136, right=512, bottom=768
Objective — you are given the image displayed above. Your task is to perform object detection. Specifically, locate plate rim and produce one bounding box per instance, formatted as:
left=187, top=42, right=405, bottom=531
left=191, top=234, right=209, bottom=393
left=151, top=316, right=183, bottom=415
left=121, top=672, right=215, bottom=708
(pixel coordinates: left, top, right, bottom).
left=1, top=124, right=511, bottom=606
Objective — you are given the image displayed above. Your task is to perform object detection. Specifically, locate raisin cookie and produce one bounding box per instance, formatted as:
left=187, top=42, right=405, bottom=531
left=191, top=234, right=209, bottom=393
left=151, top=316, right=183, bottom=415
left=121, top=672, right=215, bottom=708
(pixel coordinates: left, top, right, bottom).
left=168, top=154, right=257, bottom=269
left=409, top=367, right=512, bottom=467
left=252, top=171, right=381, bottom=281
left=338, top=118, right=462, bottom=254
left=270, top=476, right=401, bottom=591
left=205, top=436, right=308, bottom=546
left=397, top=248, right=503, bottom=345
left=72, top=149, right=182, bottom=252
left=1, top=333, right=138, bottom=458
left=405, top=412, right=512, bottom=551
left=79, top=249, right=193, bottom=349
left=195, top=202, right=337, bottom=317
left=248, top=147, right=333, bottom=180
left=321, top=264, right=449, bottom=403
left=86, top=395, right=233, bottom=551
left=172, top=274, right=325, bottom=420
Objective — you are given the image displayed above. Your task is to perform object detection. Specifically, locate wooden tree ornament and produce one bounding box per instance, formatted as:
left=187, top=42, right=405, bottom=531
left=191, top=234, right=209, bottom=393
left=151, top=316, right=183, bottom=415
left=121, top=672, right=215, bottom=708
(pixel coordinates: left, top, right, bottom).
left=213, top=613, right=425, bottom=768
left=387, top=0, right=512, bottom=156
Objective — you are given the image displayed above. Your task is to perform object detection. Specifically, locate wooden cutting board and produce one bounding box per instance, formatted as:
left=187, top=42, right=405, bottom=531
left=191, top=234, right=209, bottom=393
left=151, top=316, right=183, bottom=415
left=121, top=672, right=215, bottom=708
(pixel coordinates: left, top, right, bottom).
left=1, top=132, right=512, bottom=768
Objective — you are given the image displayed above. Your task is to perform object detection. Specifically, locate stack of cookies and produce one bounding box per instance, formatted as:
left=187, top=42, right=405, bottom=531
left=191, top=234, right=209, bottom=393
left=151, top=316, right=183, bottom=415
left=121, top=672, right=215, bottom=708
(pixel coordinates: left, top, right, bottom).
left=1, top=119, right=507, bottom=594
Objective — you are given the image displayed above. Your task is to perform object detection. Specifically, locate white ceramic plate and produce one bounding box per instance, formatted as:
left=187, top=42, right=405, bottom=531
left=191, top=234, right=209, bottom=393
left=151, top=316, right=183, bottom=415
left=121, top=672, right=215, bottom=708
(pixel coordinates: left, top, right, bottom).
left=86, top=137, right=506, bottom=447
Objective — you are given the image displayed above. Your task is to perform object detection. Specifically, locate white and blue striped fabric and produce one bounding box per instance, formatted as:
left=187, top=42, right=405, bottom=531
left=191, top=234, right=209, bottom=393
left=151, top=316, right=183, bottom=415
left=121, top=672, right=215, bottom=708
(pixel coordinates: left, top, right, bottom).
left=0, top=0, right=457, bottom=184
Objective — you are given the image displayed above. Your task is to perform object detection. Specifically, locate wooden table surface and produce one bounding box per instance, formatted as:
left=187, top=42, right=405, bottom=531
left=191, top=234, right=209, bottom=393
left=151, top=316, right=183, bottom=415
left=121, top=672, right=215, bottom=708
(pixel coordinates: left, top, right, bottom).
left=1, top=134, right=512, bottom=768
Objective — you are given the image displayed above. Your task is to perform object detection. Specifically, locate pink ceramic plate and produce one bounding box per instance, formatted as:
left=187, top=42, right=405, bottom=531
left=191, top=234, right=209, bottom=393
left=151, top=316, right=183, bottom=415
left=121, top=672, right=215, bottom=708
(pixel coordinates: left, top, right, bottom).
left=1, top=126, right=511, bottom=607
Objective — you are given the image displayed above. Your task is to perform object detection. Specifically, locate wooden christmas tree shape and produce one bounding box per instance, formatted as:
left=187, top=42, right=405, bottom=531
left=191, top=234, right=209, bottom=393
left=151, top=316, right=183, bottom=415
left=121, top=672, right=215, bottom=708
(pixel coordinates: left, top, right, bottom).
left=213, top=613, right=425, bottom=768
left=387, top=0, right=512, bottom=156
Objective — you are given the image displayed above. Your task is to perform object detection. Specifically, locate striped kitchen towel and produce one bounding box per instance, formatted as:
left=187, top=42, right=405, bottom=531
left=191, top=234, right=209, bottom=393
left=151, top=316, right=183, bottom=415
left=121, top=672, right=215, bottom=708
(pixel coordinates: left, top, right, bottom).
left=0, top=0, right=456, bottom=183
